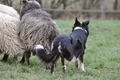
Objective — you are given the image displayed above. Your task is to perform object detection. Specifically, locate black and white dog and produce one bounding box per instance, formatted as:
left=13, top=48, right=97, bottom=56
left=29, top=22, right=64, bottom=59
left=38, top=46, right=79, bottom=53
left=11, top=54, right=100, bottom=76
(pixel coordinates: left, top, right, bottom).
left=34, top=18, right=90, bottom=74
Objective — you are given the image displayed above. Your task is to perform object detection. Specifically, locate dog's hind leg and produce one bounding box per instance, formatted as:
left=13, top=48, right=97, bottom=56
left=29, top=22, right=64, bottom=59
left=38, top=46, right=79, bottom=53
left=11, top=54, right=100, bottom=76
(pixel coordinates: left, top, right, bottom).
left=50, top=53, right=59, bottom=74
left=61, top=56, right=66, bottom=73
left=51, top=60, right=56, bottom=74
left=75, top=58, right=80, bottom=68
left=79, top=54, right=85, bottom=72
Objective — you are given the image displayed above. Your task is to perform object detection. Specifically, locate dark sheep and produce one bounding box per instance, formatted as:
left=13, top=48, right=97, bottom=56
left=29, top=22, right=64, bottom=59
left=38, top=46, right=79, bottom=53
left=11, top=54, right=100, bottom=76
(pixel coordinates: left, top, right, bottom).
left=19, top=0, right=60, bottom=65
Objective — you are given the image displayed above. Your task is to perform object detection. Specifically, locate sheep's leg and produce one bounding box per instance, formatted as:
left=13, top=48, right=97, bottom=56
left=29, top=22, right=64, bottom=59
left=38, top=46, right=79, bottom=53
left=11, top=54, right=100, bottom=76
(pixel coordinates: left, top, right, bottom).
left=13, top=56, right=17, bottom=60
left=1, top=54, right=9, bottom=62
left=20, top=56, right=25, bottom=64
left=61, top=57, right=66, bottom=73
left=20, top=52, right=31, bottom=65
left=0, top=50, right=2, bottom=53
left=24, top=52, right=31, bottom=65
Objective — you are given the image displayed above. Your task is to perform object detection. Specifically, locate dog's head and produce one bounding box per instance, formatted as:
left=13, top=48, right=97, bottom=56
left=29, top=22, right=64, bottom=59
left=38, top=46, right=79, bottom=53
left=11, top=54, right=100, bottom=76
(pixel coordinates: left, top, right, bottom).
left=72, top=17, right=90, bottom=36
left=20, top=0, right=41, bottom=18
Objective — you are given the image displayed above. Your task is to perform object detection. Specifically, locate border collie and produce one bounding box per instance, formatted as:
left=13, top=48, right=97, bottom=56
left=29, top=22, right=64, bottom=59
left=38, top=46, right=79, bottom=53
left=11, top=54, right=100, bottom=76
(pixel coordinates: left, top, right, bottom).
left=34, top=18, right=90, bottom=74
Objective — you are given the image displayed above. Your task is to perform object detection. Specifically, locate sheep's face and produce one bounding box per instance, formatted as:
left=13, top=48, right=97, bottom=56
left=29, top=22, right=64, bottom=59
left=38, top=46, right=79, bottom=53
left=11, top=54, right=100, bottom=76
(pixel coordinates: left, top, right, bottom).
left=20, top=0, right=41, bottom=18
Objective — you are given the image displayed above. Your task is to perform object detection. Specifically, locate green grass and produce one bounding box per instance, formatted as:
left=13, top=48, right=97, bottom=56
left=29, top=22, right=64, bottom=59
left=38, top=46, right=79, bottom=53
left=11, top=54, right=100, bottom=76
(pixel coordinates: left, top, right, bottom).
left=0, top=20, right=120, bottom=80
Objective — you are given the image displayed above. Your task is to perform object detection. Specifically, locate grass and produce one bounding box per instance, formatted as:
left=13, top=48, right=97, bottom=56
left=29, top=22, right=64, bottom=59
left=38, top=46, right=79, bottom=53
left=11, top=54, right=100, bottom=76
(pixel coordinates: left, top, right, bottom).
left=0, top=19, right=120, bottom=80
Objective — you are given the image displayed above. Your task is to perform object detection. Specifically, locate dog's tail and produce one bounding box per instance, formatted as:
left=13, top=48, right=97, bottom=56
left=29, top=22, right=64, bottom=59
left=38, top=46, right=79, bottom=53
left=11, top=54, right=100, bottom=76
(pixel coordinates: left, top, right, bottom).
left=34, top=45, right=57, bottom=63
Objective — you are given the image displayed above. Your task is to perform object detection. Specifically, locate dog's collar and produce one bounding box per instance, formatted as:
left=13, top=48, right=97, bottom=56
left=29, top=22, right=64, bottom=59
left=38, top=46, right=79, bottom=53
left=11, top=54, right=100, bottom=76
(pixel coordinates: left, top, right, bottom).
left=74, top=27, right=87, bottom=33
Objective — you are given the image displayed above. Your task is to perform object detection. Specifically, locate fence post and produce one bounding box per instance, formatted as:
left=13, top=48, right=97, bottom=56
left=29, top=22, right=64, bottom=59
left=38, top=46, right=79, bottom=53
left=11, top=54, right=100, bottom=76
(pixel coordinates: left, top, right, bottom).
left=100, top=0, right=105, bottom=20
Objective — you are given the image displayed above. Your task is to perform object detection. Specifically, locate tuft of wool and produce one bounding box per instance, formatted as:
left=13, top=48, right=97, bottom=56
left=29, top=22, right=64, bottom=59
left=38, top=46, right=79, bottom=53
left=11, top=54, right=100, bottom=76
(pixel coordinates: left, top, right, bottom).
left=0, top=4, right=19, bottom=18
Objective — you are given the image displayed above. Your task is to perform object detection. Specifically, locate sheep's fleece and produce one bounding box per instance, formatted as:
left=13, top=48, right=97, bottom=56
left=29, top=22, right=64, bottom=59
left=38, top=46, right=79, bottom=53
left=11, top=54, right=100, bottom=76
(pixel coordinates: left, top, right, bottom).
left=0, top=12, right=25, bottom=56
left=0, top=4, right=19, bottom=18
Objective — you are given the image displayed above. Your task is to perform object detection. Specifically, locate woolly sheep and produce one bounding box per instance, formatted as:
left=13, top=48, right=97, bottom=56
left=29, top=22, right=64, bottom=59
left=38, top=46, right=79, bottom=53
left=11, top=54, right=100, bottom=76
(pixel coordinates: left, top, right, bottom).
left=0, top=4, right=19, bottom=18
left=19, top=0, right=60, bottom=65
left=0, top=12, right=25, bottom=62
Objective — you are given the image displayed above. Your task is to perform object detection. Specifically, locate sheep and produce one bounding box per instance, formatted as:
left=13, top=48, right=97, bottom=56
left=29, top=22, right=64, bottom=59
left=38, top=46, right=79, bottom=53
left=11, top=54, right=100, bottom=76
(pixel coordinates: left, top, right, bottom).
left=18, top=0, right=60, bottom=65
left=0, top=4, right=19, bottom=18
left=0, top=4, right=22, bottom=62
left=0, top=12, right=25, bottom=62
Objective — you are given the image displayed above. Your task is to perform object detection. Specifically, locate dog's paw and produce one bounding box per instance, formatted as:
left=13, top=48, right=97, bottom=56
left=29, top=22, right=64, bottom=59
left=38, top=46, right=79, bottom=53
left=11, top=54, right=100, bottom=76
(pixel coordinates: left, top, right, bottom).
left=75, top=58, right=80, bottom=68
left=62, top=65, right=66, bottom=72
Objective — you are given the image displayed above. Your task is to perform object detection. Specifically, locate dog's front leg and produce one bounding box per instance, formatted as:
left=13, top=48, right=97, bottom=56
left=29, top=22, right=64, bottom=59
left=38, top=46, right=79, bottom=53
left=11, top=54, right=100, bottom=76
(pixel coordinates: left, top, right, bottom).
left=79, top=54, right=85, bottom=72
left=51, top=61, right=55, bottom=74
left=50, top=53, right=59, bottom=74
left=61, top=57, right=66, bottom=72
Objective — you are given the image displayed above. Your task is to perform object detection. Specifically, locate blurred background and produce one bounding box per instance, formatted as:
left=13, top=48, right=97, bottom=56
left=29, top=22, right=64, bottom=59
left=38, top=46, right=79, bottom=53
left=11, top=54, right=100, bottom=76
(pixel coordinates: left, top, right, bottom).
left=0, top=0, right=120, bottom=20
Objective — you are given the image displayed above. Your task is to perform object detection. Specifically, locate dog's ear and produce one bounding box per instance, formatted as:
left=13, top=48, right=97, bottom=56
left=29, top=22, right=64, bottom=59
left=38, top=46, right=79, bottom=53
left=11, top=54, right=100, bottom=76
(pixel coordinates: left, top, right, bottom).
left=74, top=17, right=81, bottom=26
left=82, top=20, right=90, bottom=27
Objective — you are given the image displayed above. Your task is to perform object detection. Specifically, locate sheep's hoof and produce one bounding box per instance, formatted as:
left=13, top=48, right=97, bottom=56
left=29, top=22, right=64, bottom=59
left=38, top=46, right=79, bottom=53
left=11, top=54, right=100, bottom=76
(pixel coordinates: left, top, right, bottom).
left=1, top=54, right=8, bottom=62
left=1, top=60, right=7, bottom=62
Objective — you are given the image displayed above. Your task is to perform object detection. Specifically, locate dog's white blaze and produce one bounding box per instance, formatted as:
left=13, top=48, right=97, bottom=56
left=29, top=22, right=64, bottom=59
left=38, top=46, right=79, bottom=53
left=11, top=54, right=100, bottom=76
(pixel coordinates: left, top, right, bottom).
left=51, top=42, right=54, bottom=51
left=34, top=45, right=44, bottom=50
left=74, top=27, right=87, bottom=33
left=58, top=42, right=62, bottom=53
left=81, top=63, right=85, bottom=72
left=71, top=56, right=76, bottom=61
